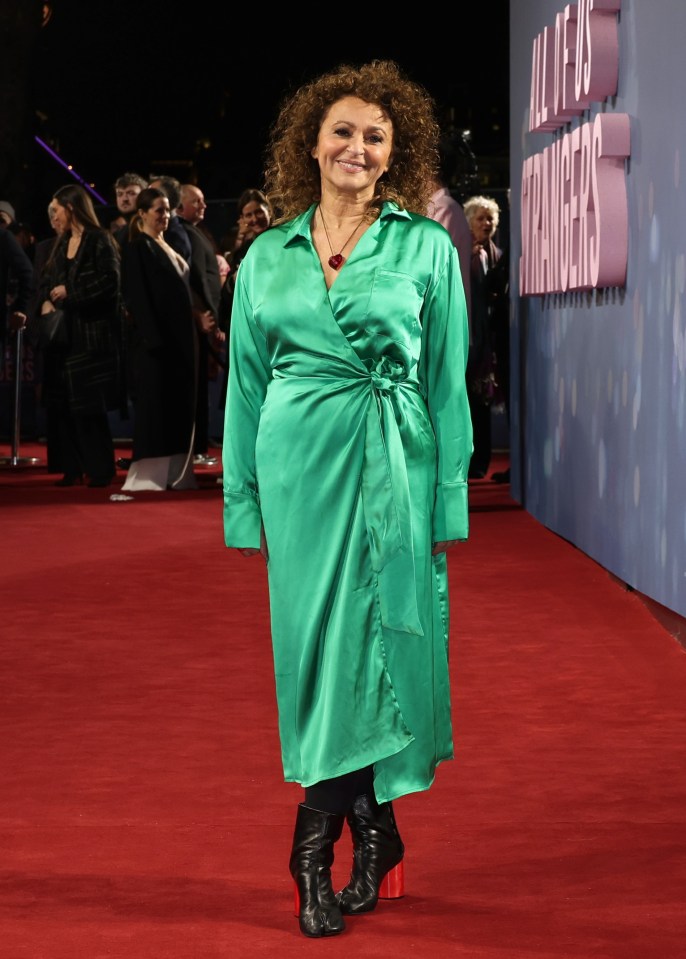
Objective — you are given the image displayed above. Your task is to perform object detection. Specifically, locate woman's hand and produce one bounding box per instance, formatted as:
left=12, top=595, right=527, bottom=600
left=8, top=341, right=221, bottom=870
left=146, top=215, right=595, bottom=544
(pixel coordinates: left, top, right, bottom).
left=238, top=525, right=268, bottom=561
left=193, top=308, right=217, bottom=334
left=50, top=284, right=67, bottom=303
left=9, top=311, right=28, bottom=331
left=432, top=540, right=459, bottom=555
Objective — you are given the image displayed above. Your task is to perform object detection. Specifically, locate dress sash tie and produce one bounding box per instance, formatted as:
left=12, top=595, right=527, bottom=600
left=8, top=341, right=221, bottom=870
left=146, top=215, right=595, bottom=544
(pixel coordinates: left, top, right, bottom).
left=361, top=357, right=424, bottom=636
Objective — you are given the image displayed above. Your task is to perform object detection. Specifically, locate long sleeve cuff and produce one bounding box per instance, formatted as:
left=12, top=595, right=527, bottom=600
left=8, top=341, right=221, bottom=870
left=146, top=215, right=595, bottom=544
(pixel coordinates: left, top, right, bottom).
left=432, top=480, right=470, bottom=542
left=223, top=492, right=262, bottom=549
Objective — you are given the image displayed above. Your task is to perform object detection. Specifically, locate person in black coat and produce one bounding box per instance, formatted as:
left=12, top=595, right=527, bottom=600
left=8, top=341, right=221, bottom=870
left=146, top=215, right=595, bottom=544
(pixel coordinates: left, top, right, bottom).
left=178, top=183, right=223, bottom=458
left=25, top=200, right=64, bottom=471
left=38, top=184, right=123, bottom=487
left=463, top=194, right=504, bottom=479
left=1, top=222, right=35, bottom=455
left=119, top=187, right=197, bottom=492
left=1, top=222, right=34, bottom=344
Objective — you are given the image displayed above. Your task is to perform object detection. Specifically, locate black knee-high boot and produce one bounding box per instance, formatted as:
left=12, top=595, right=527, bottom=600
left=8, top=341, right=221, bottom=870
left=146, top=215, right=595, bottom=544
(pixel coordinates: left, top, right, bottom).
left=336, top=794, right=405, bottom=915
left=289, top=803, right=346, bottom=938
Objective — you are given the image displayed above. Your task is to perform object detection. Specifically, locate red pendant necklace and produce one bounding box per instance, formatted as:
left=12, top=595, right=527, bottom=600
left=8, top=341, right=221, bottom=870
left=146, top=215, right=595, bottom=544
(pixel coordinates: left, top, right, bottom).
left=318, top=205, right=366, bottom=269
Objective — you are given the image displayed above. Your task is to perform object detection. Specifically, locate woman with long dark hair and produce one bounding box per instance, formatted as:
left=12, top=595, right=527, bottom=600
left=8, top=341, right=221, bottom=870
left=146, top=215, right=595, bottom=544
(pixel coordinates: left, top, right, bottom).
left=39, top=184, right=123, bottom=487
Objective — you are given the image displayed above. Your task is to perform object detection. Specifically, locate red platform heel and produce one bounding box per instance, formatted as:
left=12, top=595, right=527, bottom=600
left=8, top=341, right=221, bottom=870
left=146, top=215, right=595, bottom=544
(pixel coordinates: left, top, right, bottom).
left=378, top=859, right=405, bottom=899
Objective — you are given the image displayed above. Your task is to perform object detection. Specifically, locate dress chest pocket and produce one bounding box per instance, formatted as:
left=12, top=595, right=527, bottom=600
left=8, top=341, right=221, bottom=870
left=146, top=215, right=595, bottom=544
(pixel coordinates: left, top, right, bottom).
left=363, top=269, right=426, bottom=344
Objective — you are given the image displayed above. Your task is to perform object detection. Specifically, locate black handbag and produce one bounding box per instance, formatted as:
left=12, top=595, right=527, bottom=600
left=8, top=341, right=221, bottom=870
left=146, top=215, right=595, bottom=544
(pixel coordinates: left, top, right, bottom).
left=38, top=307, right=68, bottom=348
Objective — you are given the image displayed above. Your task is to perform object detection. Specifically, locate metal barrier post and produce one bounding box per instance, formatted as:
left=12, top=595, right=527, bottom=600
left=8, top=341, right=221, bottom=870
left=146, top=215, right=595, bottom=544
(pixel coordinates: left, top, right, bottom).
left=0, top=327, right=42, bottom=468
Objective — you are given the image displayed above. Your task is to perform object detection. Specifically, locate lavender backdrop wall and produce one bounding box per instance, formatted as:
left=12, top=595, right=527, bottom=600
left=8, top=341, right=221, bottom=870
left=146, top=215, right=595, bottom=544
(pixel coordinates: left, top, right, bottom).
left=509, top=0, right=686, bottom=617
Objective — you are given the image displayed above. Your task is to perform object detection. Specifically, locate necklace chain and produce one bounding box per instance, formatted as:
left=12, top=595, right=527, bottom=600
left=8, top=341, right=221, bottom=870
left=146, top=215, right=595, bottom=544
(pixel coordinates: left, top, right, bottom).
left=318, top=205, right=366, bottom=270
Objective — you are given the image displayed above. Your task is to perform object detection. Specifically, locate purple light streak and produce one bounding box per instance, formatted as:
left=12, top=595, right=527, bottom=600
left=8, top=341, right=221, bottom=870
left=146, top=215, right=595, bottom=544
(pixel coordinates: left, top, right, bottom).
left=34, top=135, right=107, bottom=205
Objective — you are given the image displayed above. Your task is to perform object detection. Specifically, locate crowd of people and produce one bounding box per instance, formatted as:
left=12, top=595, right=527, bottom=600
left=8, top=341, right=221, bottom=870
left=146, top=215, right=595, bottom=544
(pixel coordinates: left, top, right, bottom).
left=1, top=174, right=275, bottom=490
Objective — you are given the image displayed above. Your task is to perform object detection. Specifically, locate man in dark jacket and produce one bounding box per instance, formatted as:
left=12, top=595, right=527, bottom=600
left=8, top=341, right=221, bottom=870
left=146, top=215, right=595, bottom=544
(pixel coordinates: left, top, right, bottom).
left=1, top=223, right=34, bottom=342
left=1, top=223, right=36, bottom=459
left=178, top=182, right=222, bottom=459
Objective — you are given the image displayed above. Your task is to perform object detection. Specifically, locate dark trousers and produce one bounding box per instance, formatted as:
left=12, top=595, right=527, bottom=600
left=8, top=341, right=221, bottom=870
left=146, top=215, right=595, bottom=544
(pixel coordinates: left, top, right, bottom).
left=56, top=402, right=115, bottom=481
left=468, top=391, right=492, bottom=477
left=304, top=766, right=375, bottom=815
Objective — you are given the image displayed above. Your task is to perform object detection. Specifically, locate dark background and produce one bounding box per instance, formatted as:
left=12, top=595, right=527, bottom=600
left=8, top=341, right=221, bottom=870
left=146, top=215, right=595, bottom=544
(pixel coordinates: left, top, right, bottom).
left=21, top=2, right=510, bottom=238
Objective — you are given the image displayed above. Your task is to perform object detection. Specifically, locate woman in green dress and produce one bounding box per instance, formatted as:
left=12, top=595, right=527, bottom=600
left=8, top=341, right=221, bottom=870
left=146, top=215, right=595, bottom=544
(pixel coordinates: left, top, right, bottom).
left=222, top=60, right=473, bottom=938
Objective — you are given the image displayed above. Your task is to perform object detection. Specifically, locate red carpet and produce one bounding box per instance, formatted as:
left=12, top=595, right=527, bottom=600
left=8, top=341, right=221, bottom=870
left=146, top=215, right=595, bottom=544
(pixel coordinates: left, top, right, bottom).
left=2, top=445, right=685, bottom=958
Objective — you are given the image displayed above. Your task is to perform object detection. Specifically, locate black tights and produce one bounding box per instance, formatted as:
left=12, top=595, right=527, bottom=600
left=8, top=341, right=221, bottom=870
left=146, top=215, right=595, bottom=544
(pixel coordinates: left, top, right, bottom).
left=304, top=765, right=374, bottom=816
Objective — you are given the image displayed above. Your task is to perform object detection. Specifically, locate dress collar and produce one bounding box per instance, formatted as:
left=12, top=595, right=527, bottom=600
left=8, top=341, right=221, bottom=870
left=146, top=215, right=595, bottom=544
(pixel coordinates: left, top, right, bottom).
left=283, top=201, right=411, bottom=248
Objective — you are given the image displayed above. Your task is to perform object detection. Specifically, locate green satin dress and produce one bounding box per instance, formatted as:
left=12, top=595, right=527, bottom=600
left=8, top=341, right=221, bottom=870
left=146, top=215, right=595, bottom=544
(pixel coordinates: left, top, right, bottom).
left=222, top=202, right=473, bottom=802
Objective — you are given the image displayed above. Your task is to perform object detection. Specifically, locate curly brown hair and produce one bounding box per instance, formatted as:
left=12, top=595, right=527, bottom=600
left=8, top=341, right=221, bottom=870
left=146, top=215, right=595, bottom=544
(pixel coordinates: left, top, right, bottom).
left=264, top=60, right=441, bottom=222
